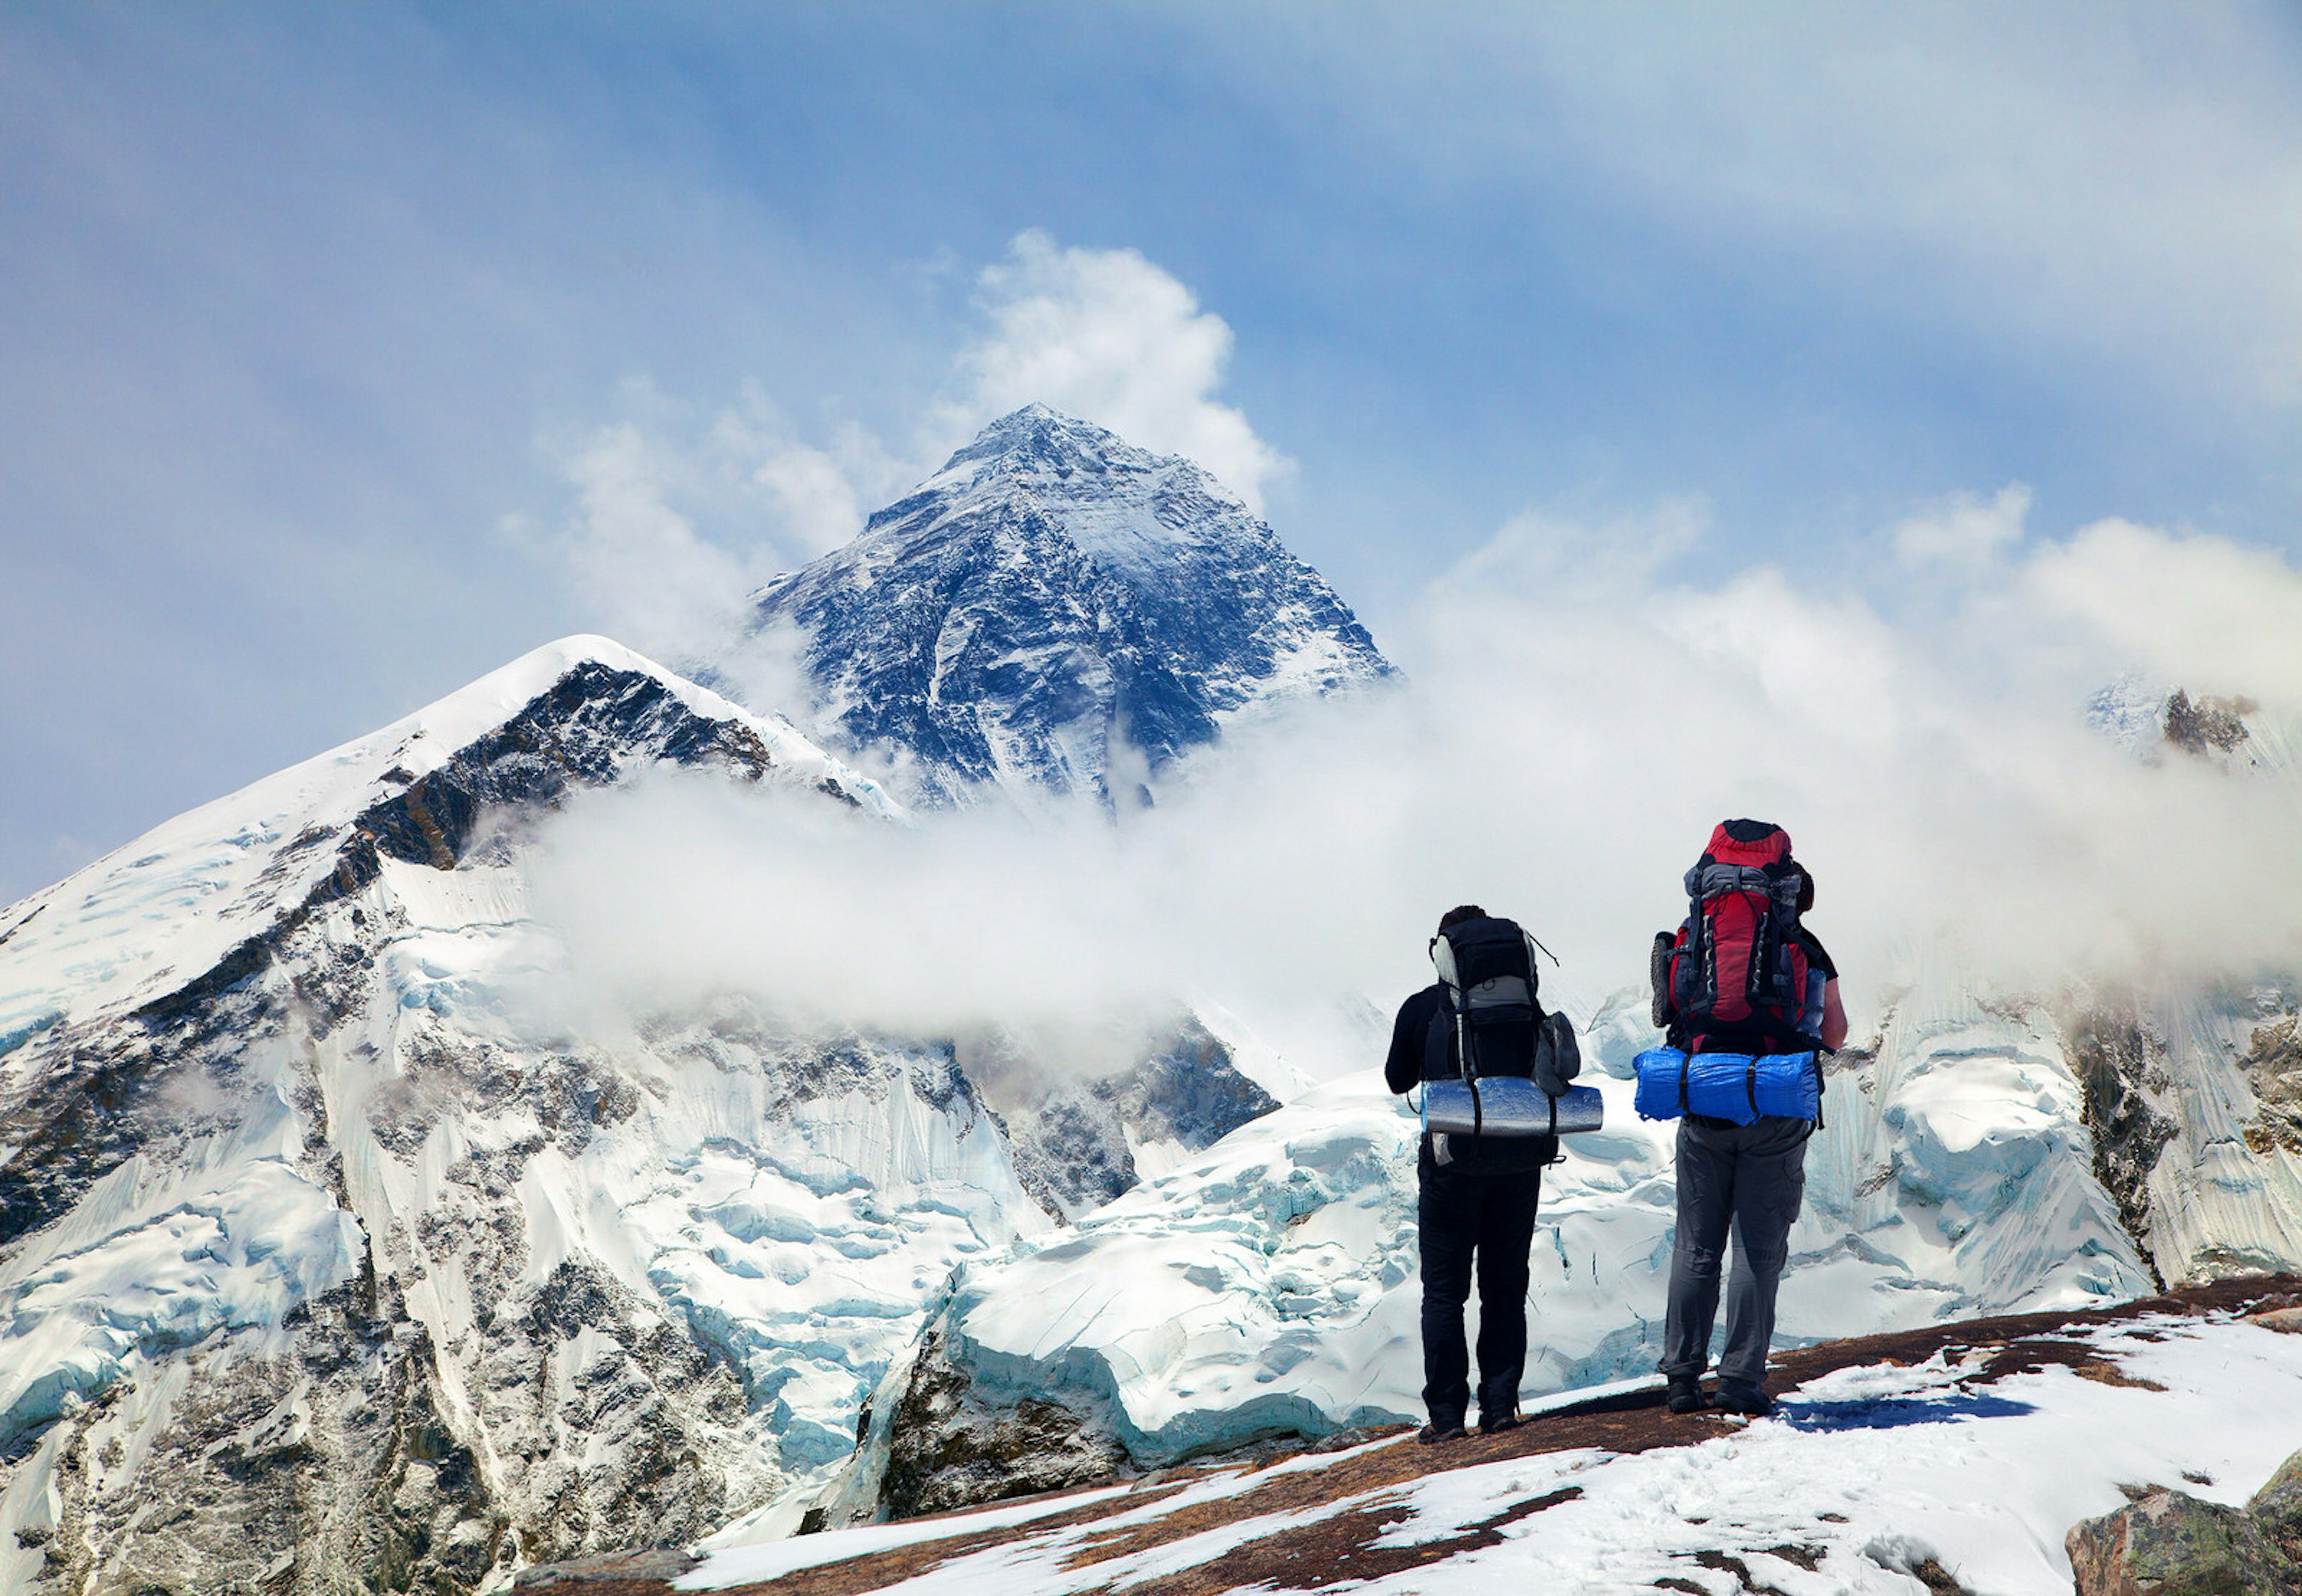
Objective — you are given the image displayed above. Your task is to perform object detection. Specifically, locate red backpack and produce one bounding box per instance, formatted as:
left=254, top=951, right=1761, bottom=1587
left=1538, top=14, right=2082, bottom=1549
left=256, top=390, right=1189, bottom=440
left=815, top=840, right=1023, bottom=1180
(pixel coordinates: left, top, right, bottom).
left=1654, top=819, right=1820, bottom=1054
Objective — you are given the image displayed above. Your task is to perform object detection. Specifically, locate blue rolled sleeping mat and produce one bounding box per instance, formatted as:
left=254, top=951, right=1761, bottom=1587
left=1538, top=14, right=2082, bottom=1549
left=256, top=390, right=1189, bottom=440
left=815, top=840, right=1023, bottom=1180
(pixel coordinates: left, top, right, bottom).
left=1634, top=1046, right=1821, bottom=1125
left=1423, top=1078, right=1605, bottom=1137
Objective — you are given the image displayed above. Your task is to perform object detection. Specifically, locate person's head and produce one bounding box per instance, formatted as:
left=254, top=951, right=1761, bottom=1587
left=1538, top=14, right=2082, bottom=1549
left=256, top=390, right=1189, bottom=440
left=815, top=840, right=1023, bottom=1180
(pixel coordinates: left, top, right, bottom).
left=1795, top=866, right=1815, bottom=915
left=1437, top=904, right=1487, bottom=935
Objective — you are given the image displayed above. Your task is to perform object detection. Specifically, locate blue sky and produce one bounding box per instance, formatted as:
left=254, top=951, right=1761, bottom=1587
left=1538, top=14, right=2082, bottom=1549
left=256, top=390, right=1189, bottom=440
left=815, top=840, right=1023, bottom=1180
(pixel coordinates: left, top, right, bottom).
left=6, top=2, right=2302, bottom=900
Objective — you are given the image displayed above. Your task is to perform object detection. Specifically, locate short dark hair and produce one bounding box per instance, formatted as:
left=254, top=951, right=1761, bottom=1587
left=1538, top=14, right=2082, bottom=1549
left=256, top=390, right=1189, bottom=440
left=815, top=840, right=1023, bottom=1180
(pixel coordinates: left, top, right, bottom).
left=1795, top=867, right=1815, bottom=915
left=1438, top=904, right=1487, bottom=933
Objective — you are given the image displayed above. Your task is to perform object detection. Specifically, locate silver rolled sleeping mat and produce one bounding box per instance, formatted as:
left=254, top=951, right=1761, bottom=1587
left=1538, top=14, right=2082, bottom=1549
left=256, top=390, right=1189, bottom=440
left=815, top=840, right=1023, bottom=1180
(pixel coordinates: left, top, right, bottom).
left=1421, top=1077, right=1605, bottom=1137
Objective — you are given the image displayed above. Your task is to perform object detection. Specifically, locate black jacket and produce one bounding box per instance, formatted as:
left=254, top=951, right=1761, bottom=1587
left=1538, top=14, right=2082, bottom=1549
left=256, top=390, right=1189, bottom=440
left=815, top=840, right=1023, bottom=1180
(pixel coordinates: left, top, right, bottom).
left=1385, top=983, right=1553, bottom=1176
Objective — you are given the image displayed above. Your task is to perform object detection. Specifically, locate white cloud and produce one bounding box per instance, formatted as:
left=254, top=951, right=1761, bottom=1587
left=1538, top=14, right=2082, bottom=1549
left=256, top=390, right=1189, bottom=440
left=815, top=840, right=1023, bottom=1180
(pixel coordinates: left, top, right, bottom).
left=523, top=493, right=2302, bottom=1087
left=546, top=233, right=1295, bottom=665
left=931, top=230, right=1291, bottom=513
left=2025, top=518, right=2302, bottom=710
left=1894, top=484, right=2031, bottom=567
left=553, top=420, right=757, bottom=664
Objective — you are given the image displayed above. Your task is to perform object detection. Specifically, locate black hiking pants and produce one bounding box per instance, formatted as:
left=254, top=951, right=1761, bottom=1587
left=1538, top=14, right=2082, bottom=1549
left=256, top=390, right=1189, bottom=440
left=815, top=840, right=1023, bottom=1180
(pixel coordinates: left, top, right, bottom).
left=1661, top=1114, right=1810, bottom=1389
left=1418, top=1155, right=1543, bottom=1425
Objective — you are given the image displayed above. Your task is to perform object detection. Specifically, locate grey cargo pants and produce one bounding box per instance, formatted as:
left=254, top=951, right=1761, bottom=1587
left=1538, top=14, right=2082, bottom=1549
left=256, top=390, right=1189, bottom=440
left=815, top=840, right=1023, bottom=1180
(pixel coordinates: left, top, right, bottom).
left=1660, top=1114, right=1810, bottom=1387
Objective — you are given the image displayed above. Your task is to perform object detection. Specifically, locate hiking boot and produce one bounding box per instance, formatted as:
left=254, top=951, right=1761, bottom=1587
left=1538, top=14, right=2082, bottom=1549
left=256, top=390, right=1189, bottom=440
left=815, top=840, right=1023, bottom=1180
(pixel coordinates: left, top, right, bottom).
left=1665, top=1377, right=1708, bottom=1415
left=1417, top=1417, right=1468, bottom=1444
left=1715, top=1379, right=1773, bottom=1416
left=1478, top=1408, right=1524, bottom=1435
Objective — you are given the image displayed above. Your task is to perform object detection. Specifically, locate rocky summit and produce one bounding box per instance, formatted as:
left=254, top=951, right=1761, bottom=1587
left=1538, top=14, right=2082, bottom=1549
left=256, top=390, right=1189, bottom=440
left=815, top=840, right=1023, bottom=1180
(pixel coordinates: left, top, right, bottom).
left=740, top=405, right=1394, bottom=805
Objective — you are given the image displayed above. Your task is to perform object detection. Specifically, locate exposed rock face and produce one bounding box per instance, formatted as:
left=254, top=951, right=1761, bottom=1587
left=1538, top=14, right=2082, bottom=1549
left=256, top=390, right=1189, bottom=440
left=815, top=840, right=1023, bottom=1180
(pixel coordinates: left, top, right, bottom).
left=2162, top=689, right=2256, bottom=759
left=2068, top=1485, right=2299, bottom=1595
left=876, top=1333, right=1128, bottom=1522
left=742, top=405, right=1394, bottom=805
left=2241, top=1016, right=2302, bottom=1157
left=2063, top=983, right=2302, bottom=1287
left=2252, top=1446, right=2302, bottom=1565
left=996, top=1019, right=1279, bottom=1219
left=2068, top=1004, right=2179, bottom=1287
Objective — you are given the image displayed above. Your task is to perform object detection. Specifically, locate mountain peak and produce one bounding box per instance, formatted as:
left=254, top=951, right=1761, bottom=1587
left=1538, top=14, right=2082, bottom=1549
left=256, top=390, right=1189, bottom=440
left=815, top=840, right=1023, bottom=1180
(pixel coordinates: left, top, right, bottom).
left=744, top=409, right=1391, bottom=803
left=911, top=405, right=1245, bottom=530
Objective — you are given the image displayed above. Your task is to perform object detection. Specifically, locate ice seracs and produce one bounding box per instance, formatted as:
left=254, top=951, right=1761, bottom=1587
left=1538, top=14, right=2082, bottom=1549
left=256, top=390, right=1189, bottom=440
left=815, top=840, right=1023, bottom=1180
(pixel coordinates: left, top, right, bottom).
left=843, top=994, right=2167, bottom=1519
left=737, top=405, right=1394, bottom=805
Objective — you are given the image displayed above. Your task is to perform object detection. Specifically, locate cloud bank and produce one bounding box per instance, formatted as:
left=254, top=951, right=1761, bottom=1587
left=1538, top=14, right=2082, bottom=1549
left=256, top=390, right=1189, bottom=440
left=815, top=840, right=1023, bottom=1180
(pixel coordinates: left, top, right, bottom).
left=523, top=499, right=2302, bottom=1086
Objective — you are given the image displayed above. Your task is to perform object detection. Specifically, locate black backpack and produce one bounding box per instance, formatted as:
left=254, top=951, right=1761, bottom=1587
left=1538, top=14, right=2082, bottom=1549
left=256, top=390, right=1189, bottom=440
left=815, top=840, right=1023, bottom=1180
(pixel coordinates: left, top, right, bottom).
left=1424, top=916, right=1578, bottom=1092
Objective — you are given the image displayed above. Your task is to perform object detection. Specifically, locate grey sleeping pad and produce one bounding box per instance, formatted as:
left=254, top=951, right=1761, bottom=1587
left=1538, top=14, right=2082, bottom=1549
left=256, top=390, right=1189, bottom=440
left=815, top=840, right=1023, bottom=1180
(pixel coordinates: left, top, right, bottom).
left=1425, top=1008, right=1599, bottom=1136
left=1534, top=1008, right=1580, bottom=1095
left=1424, top=1080, right=1605, bottom=1136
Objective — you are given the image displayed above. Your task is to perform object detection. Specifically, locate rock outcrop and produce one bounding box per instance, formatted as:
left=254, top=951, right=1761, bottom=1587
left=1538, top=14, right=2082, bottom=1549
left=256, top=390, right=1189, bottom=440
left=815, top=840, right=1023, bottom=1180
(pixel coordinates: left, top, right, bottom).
left=2068, top=1473, right=2301, bottom=1595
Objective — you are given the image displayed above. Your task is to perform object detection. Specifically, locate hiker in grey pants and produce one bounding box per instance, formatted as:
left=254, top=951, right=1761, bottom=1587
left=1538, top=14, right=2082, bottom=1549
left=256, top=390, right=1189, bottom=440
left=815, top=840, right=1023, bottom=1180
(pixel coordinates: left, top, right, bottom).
left=1650, top=825, right=1849, bottom=1417
left=1660, top=1115, right=1811, bottom=1404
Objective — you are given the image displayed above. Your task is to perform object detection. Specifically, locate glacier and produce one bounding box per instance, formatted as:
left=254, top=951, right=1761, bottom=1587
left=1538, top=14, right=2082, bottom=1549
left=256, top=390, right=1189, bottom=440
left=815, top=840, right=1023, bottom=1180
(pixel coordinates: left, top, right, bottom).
left=0, top=624, right=1280, bottom=1591
left=853, top=976, right=2165, bottom=1517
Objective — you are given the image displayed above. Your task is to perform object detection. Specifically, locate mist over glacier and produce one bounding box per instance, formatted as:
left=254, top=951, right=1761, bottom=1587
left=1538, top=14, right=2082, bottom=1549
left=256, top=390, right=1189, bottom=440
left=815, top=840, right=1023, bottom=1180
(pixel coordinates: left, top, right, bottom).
left=522, top=498, right=2302, bottom=1081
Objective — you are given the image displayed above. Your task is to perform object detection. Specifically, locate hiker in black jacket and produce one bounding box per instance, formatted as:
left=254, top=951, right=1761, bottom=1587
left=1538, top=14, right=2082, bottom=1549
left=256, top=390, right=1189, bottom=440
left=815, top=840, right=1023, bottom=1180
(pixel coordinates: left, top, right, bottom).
left=1384, top=904, right=1554, bottom=1443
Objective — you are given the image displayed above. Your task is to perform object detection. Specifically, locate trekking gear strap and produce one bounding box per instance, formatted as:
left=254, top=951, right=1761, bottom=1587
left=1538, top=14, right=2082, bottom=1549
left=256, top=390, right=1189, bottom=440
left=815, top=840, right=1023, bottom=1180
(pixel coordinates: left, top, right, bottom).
left=1453, top=989, right=1483, bottom=1142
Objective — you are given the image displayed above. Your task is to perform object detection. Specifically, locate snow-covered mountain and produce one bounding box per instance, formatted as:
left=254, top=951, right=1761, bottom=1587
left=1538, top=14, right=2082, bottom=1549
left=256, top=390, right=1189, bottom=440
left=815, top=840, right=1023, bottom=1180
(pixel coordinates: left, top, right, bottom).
left=0, top=637, right=1274, bottom=1594
left=10, top=416, right=2302, bottom=1593
left=738, top=405, right=1394, bottom=805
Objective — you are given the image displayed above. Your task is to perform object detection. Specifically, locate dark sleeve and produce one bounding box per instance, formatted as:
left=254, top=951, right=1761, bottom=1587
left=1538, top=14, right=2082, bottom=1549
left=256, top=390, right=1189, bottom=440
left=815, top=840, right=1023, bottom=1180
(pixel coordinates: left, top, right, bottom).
left=1384, top=989, right=1433, bottom=1094
left=1800, top=930, right=1839, bottom=981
